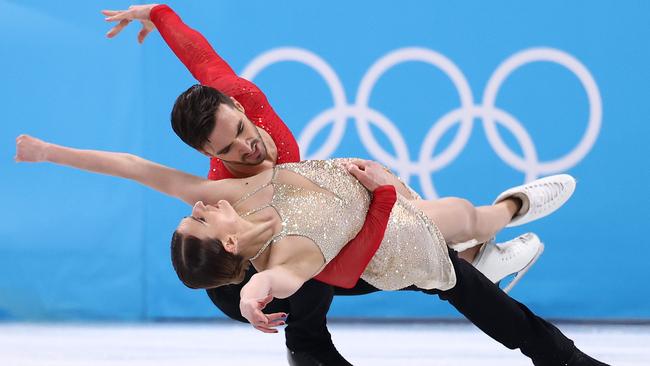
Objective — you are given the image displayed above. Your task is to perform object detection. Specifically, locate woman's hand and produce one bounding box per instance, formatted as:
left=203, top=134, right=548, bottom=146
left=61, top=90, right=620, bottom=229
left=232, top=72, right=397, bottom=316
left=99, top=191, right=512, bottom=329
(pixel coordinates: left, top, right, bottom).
left=239, top=294, right=287, bottom=334
left=102, top=4, right=159, bottom=43
left=345, top=159, right=395, bottom=192
left=15, top=134, right=51, bottom=163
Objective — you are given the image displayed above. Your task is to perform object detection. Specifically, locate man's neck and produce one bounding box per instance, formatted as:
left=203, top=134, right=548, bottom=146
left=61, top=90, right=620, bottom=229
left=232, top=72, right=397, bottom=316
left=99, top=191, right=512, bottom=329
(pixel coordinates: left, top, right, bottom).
left=223, top=127, right=278, bottom=178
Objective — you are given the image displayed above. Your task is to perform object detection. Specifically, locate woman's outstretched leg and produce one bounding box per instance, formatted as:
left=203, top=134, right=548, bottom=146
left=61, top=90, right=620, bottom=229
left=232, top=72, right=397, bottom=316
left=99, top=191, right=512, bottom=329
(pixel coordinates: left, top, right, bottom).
left=409, top=174, right=577, bottom=246
left=412, top=197, right=521, bottom=245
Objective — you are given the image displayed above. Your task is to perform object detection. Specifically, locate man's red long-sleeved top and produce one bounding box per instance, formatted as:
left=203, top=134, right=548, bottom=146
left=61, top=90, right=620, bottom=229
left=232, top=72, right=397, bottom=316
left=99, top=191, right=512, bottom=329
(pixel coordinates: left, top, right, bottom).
left=150, top=5, right=395, bottom=289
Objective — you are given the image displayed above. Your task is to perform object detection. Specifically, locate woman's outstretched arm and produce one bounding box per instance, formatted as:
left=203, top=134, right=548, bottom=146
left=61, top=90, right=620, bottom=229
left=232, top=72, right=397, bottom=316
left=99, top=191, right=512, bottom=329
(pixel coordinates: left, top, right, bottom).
left=239, top=265, right=305, bottom=333
left=15, top=134, right=229, bottom=206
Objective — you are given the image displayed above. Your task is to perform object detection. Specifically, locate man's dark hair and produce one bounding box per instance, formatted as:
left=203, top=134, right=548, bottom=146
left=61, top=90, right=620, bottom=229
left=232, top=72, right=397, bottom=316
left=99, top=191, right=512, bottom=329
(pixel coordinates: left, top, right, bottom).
left=170, top=230, right=248, bottom=289
left=171, top=84, right=235, bottom=152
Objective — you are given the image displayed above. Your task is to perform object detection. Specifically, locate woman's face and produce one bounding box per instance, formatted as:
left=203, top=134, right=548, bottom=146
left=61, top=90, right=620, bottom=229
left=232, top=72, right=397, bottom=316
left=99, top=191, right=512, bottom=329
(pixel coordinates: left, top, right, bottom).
left=177, top=200, right=240, bottom=247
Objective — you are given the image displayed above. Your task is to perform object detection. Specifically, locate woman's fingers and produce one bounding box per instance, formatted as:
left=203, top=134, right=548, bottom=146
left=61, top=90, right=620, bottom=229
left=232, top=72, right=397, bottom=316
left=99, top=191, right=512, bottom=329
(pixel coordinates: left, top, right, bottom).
left=266, top=312, right=287, bottom=321
left=253, top=325, right=279, bottom=333
left=265, top=312, right=288, bottom=327
left=14, top=134, right=48, bottom=163
left=252, top=316, right=285, bottom=333
left=250, top=310, right=278, bottom=333
left=248, top=310, right=287, bottom=333
left=241, top=300, right=285, bottom=334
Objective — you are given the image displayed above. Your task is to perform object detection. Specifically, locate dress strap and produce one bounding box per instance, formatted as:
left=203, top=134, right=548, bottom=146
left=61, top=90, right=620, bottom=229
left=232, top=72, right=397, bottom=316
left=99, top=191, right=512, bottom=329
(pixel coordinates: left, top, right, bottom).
left=249, top=232, right=286, bottom=262
left=240, top=205, right=271, bottom=218
left=233, top=167, right=279, bottom=208
left=235, top=167, right=284, bottom=262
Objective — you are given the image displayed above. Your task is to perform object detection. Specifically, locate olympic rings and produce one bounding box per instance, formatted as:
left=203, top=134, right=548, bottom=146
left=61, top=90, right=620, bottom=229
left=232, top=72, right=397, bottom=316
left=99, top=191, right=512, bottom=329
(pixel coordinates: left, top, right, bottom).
left=241, top=47, right=601, bottom=199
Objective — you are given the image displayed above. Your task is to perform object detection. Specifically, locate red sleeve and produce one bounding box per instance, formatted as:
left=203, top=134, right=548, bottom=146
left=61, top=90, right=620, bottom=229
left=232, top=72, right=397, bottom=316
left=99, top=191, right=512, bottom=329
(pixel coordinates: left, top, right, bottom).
left=150, top=4, right=299, bottom=179
left=150, top=4, right=236, bottom=85
left=314, top=185, right=397, bottom=289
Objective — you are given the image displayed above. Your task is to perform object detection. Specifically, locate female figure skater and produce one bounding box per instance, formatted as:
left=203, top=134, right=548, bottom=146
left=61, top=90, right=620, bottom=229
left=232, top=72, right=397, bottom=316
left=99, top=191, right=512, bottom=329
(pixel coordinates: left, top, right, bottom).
left=15, top=135, right=607, bottom=365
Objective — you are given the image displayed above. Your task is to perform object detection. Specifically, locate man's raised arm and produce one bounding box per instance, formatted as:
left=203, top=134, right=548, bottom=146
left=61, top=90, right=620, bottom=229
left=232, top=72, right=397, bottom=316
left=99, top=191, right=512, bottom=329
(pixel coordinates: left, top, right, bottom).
left=148, top=5, right=238, bottom=85
left=104, top=4, right=237, bottom=85
left=104, top=4, right=295, bottom=179
left=105, top=5, right=270, bottom=109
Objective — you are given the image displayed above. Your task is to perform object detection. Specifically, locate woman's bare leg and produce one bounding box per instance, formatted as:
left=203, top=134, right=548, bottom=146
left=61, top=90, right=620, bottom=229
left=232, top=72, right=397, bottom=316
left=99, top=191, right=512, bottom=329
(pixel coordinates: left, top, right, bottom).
left=412, top=197, right=521, bottom=248
left=457, top=245, right=481, bottom=262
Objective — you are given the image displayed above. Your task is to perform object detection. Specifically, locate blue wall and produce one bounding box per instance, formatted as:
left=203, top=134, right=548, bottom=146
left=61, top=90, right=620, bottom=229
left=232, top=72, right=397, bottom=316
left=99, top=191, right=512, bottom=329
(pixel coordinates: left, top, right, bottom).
left=1, top=0, right=649, bottom=320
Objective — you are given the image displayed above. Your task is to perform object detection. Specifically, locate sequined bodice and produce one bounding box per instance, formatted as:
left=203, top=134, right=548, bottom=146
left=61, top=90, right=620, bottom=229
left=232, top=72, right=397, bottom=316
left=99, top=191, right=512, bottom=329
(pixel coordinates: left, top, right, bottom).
left=233, top=160, right=367, bottom=265
left=234, top=159, right=456, bottom=291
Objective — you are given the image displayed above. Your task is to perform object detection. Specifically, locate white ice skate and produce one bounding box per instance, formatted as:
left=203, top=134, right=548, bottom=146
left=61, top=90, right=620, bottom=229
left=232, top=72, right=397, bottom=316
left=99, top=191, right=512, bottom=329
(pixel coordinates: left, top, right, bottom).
left=472, top=233, right=544, bottom=293
left=495, top=174, right=576, bottom=227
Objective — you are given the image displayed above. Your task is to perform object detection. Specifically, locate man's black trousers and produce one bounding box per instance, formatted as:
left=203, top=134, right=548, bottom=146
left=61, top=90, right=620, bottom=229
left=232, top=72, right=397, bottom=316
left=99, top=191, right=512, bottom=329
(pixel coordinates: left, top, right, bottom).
left=206, top=249, right=577, bottom=365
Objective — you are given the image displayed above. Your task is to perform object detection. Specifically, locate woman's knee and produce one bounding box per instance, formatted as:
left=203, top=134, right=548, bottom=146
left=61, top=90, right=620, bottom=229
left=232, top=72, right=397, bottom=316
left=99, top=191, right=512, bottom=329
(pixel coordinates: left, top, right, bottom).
left=445, top=197, right=477, bottom=240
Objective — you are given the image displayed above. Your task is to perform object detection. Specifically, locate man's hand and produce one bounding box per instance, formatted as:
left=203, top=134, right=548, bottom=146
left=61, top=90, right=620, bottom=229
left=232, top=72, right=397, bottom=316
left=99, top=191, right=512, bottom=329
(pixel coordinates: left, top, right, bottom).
left=102, top=4, right=159, bottom=44
left=345, top=159, right=395, bottom=192
left=15, top=134, right=51, bottom=163
left=239, top=294, right=287, bottom=334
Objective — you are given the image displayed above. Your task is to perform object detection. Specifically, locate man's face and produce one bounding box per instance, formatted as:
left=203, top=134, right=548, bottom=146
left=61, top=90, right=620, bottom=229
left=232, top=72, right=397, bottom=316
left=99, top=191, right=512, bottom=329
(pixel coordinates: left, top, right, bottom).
left=202, top=102, right=268, bottom=166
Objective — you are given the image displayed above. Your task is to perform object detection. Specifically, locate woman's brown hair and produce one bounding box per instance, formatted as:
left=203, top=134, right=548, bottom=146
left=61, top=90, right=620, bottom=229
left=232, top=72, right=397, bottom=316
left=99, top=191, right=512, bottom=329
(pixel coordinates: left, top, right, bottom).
left=170, top=231, right=248, bottom=289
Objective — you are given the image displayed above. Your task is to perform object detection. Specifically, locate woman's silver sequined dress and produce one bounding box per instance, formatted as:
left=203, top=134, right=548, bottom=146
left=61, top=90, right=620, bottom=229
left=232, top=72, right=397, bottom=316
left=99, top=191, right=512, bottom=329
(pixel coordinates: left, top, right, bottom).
left=235, top=159, right=456, bottom=291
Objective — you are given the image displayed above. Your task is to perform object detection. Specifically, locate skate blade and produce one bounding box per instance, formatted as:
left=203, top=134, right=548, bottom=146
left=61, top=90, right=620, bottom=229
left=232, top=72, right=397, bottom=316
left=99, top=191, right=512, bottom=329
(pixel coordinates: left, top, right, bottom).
left=501, top=242, right=545, bottom=293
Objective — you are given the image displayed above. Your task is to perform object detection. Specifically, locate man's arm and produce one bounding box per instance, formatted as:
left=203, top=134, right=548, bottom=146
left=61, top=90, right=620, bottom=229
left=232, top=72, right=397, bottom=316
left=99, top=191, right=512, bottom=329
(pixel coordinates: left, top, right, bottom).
left=314, top=185, right=396, bottom=288
left=15, top=135, right=230, bottom=206
left=104, top=4, right=237, bottom=84
left=148, top=5, right=238, bottom=85
left=313, top=161, right=410, bottom=288
left=104, top=4, right=299, bottom=177
left=147, top=4, right=294, bottom=157
left=106, top=4, right=272, bottom=113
